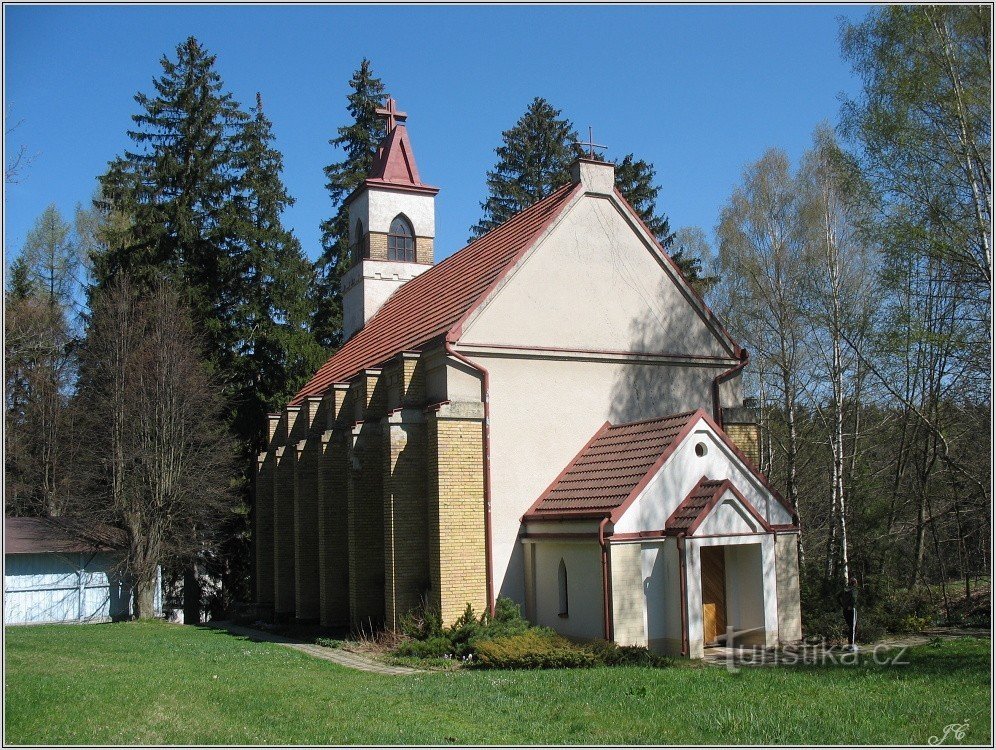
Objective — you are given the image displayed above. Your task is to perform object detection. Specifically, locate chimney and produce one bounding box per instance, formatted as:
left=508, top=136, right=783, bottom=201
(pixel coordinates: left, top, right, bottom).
left=570, top=157, right=615, bottom=195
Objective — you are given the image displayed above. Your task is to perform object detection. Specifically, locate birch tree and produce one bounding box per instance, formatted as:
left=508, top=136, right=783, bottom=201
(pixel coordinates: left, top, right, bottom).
left=716, top=149, right=814, bottom=554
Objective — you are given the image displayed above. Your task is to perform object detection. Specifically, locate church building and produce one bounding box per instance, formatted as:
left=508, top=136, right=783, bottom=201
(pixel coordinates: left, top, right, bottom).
left=255, top=99, right=802, bottom=658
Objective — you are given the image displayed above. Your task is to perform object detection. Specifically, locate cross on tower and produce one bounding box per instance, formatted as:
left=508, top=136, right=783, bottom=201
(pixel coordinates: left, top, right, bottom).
left=575, top=126, right=607, bottom=159
left=376, top=96, right=408, bottom=132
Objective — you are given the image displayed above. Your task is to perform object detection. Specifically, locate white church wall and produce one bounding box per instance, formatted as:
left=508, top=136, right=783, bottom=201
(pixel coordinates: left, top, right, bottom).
left=477, top=354, right=721, bottom=604
left=639, top=539, right=683, bottom=654
left=614, top=419, right=794, bottom=536
left=531, top=540, right=603, bottom=641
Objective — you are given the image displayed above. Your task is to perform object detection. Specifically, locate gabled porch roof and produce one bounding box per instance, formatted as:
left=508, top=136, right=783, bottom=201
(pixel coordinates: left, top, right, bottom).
left=522, top=408, right=796, bottom=525
left=664, top=477, right=780, bottom=536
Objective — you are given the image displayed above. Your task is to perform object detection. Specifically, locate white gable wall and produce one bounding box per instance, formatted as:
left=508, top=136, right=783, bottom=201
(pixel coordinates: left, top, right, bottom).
left=451, top=191, right=744, bottom=605
left=460, top=195, right=731, bottom=357
left=614, top=418, right=794, bottom=535
left=698, top=494, right=762, bottom=536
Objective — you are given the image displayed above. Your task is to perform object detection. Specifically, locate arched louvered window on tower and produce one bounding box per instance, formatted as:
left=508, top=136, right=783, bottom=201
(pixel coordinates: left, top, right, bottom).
left=351, top=220, right=366, bottom=265
left=558, top=559, right=569, bottom=617
left=387, top=215, right=415, bottom=262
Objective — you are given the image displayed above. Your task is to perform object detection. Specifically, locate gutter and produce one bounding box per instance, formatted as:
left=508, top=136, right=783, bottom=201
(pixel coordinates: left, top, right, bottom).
left=443, top=340, right=495, bottom=617
left=677, top=534, right=689, bottom=657
left=598, top=517, right=613, bottom=641
left=712, top=348, right=749, bottom=427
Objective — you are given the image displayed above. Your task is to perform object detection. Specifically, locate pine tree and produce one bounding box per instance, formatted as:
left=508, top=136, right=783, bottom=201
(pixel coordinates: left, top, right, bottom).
left=92, top=36, right=323, bottom=608
left=311, top=59, right=386, bottom=349
left=95, top=36, right=248, bottom=359
left=614, top=155, right=674, bottom=248
left=230, top=93, right=327, bottom=449
left=470, top=98, right=578, bottom=240
left=613, top=154, right=715, bottom=291
left=7, top=256, right=33, bottom=300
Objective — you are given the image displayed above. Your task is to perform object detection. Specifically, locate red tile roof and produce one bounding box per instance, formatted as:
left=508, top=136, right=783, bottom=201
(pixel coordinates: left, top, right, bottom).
left=5, top=517, right=127, bottom=555
left=291, top=182, right=579, bottom=404
left=664, top=477, right=774, bottom=535
left=665, top=478, right=727, bottom=533
left=522, top=411, right=700, bottom=520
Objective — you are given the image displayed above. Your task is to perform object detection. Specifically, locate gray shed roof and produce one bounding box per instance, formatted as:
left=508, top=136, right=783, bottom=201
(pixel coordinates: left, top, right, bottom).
left=4, top=517, right=126, bottom=555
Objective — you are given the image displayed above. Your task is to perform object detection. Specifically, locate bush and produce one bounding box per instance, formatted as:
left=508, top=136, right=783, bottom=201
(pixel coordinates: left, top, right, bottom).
left=587, top=639, right=672, bottom=667
left=473, top=630, right=597, bottom=670
left=398, top=604, right=443, bottom=641
left=394, top=635, right=455, bottom=659
left=314, top=637, right=342, bottom=649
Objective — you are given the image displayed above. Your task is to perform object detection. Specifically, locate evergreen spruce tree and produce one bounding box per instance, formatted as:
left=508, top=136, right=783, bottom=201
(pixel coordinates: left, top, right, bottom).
left=470, top=98, right=578, bottom=240
left=95, top=36, right=248, bottom=361
left=614, top=154, right=674, bottom=248
left=7, top=256, right=33, bottom=300
left=230, top=93, right=327, bottom=449
left=614, top=154, right=715, bottom=291
left=311, top=59, right=386, bottom=348
left=92, top=37, right=323, bottom=607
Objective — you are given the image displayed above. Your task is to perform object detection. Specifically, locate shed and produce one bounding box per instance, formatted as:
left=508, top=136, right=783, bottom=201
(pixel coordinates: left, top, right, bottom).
left=4, top=517, right=161, bottom=624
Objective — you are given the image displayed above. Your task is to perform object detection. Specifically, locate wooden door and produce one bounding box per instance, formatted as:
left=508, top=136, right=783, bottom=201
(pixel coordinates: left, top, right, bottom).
left=701, top=546, right=727, bottom=644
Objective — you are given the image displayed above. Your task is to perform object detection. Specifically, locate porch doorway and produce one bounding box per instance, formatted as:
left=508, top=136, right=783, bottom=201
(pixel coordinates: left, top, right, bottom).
left=701, top=546, right=727, bottom=644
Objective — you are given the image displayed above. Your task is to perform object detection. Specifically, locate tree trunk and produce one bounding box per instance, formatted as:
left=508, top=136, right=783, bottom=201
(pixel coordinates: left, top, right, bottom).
left=134, top=577, right=157, bottom=620
left=183, top=567, right=202, bottom=625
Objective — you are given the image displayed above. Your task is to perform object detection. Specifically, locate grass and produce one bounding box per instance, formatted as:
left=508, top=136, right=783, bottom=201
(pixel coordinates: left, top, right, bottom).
left=4, top=620, right=991, bottom=745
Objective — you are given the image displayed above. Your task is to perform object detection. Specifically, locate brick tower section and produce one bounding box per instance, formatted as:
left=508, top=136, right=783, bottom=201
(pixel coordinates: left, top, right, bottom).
left=293, top=397, right=323, bottom=623
left=382, top=413, right=428, bottom=630
left=254, top=448, right=276, bottom=617
left=272, top=415, right=297, bottom=619
left=318, top=385, right=351, bottom=628
left=346, top=372, right=386, bottom=628
left=426, top=401, right=488, bottom=625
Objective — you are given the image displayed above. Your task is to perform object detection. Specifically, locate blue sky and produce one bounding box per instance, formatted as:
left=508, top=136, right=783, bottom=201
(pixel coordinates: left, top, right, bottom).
left=4, top=4, right=868, bottom=268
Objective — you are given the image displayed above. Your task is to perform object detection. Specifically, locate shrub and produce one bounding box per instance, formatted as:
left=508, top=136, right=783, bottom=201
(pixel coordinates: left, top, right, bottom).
left=394, top=635, right=455, bottom=659
left=314, top=637, right=342, bottom=649
left=473, top=631, right=596, bottom=669
left=398, top=603, right=443, bottom=641
left=587, top=639, right=672, bottom=667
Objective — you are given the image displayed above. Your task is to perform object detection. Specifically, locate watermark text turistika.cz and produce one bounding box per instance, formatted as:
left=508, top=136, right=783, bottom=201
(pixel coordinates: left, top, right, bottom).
left=720, top=627, right=910, bottom=673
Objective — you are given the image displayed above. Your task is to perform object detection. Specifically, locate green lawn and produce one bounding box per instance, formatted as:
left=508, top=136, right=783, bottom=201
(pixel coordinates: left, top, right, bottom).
left=4, top=621, right=991, bottom=745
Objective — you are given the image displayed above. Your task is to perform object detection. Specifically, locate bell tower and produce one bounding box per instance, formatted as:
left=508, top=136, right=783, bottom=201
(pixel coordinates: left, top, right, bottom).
left=342, top=97, right=439, bottom=341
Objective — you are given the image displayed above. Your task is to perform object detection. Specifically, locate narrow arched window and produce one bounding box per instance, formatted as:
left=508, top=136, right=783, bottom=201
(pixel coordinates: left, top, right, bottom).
left=352, top=220, right=366, bottom=265
left=388, top=215, right=415, bottom=262
left=558, top=559, right=569, bottom=617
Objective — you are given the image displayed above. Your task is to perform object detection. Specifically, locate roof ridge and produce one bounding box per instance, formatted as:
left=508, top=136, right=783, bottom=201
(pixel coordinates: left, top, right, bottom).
left=606, top=410, right=699, bottom=430
left=462, top=182, right=574, bottom=246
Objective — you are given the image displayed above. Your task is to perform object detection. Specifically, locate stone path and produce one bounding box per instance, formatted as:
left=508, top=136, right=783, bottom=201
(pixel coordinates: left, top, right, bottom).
left=209, top=622, right=421, bottom=676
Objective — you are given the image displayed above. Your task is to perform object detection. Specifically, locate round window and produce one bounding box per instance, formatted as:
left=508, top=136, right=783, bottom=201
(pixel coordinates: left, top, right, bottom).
left=694, top=442, right=708, bottom=457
